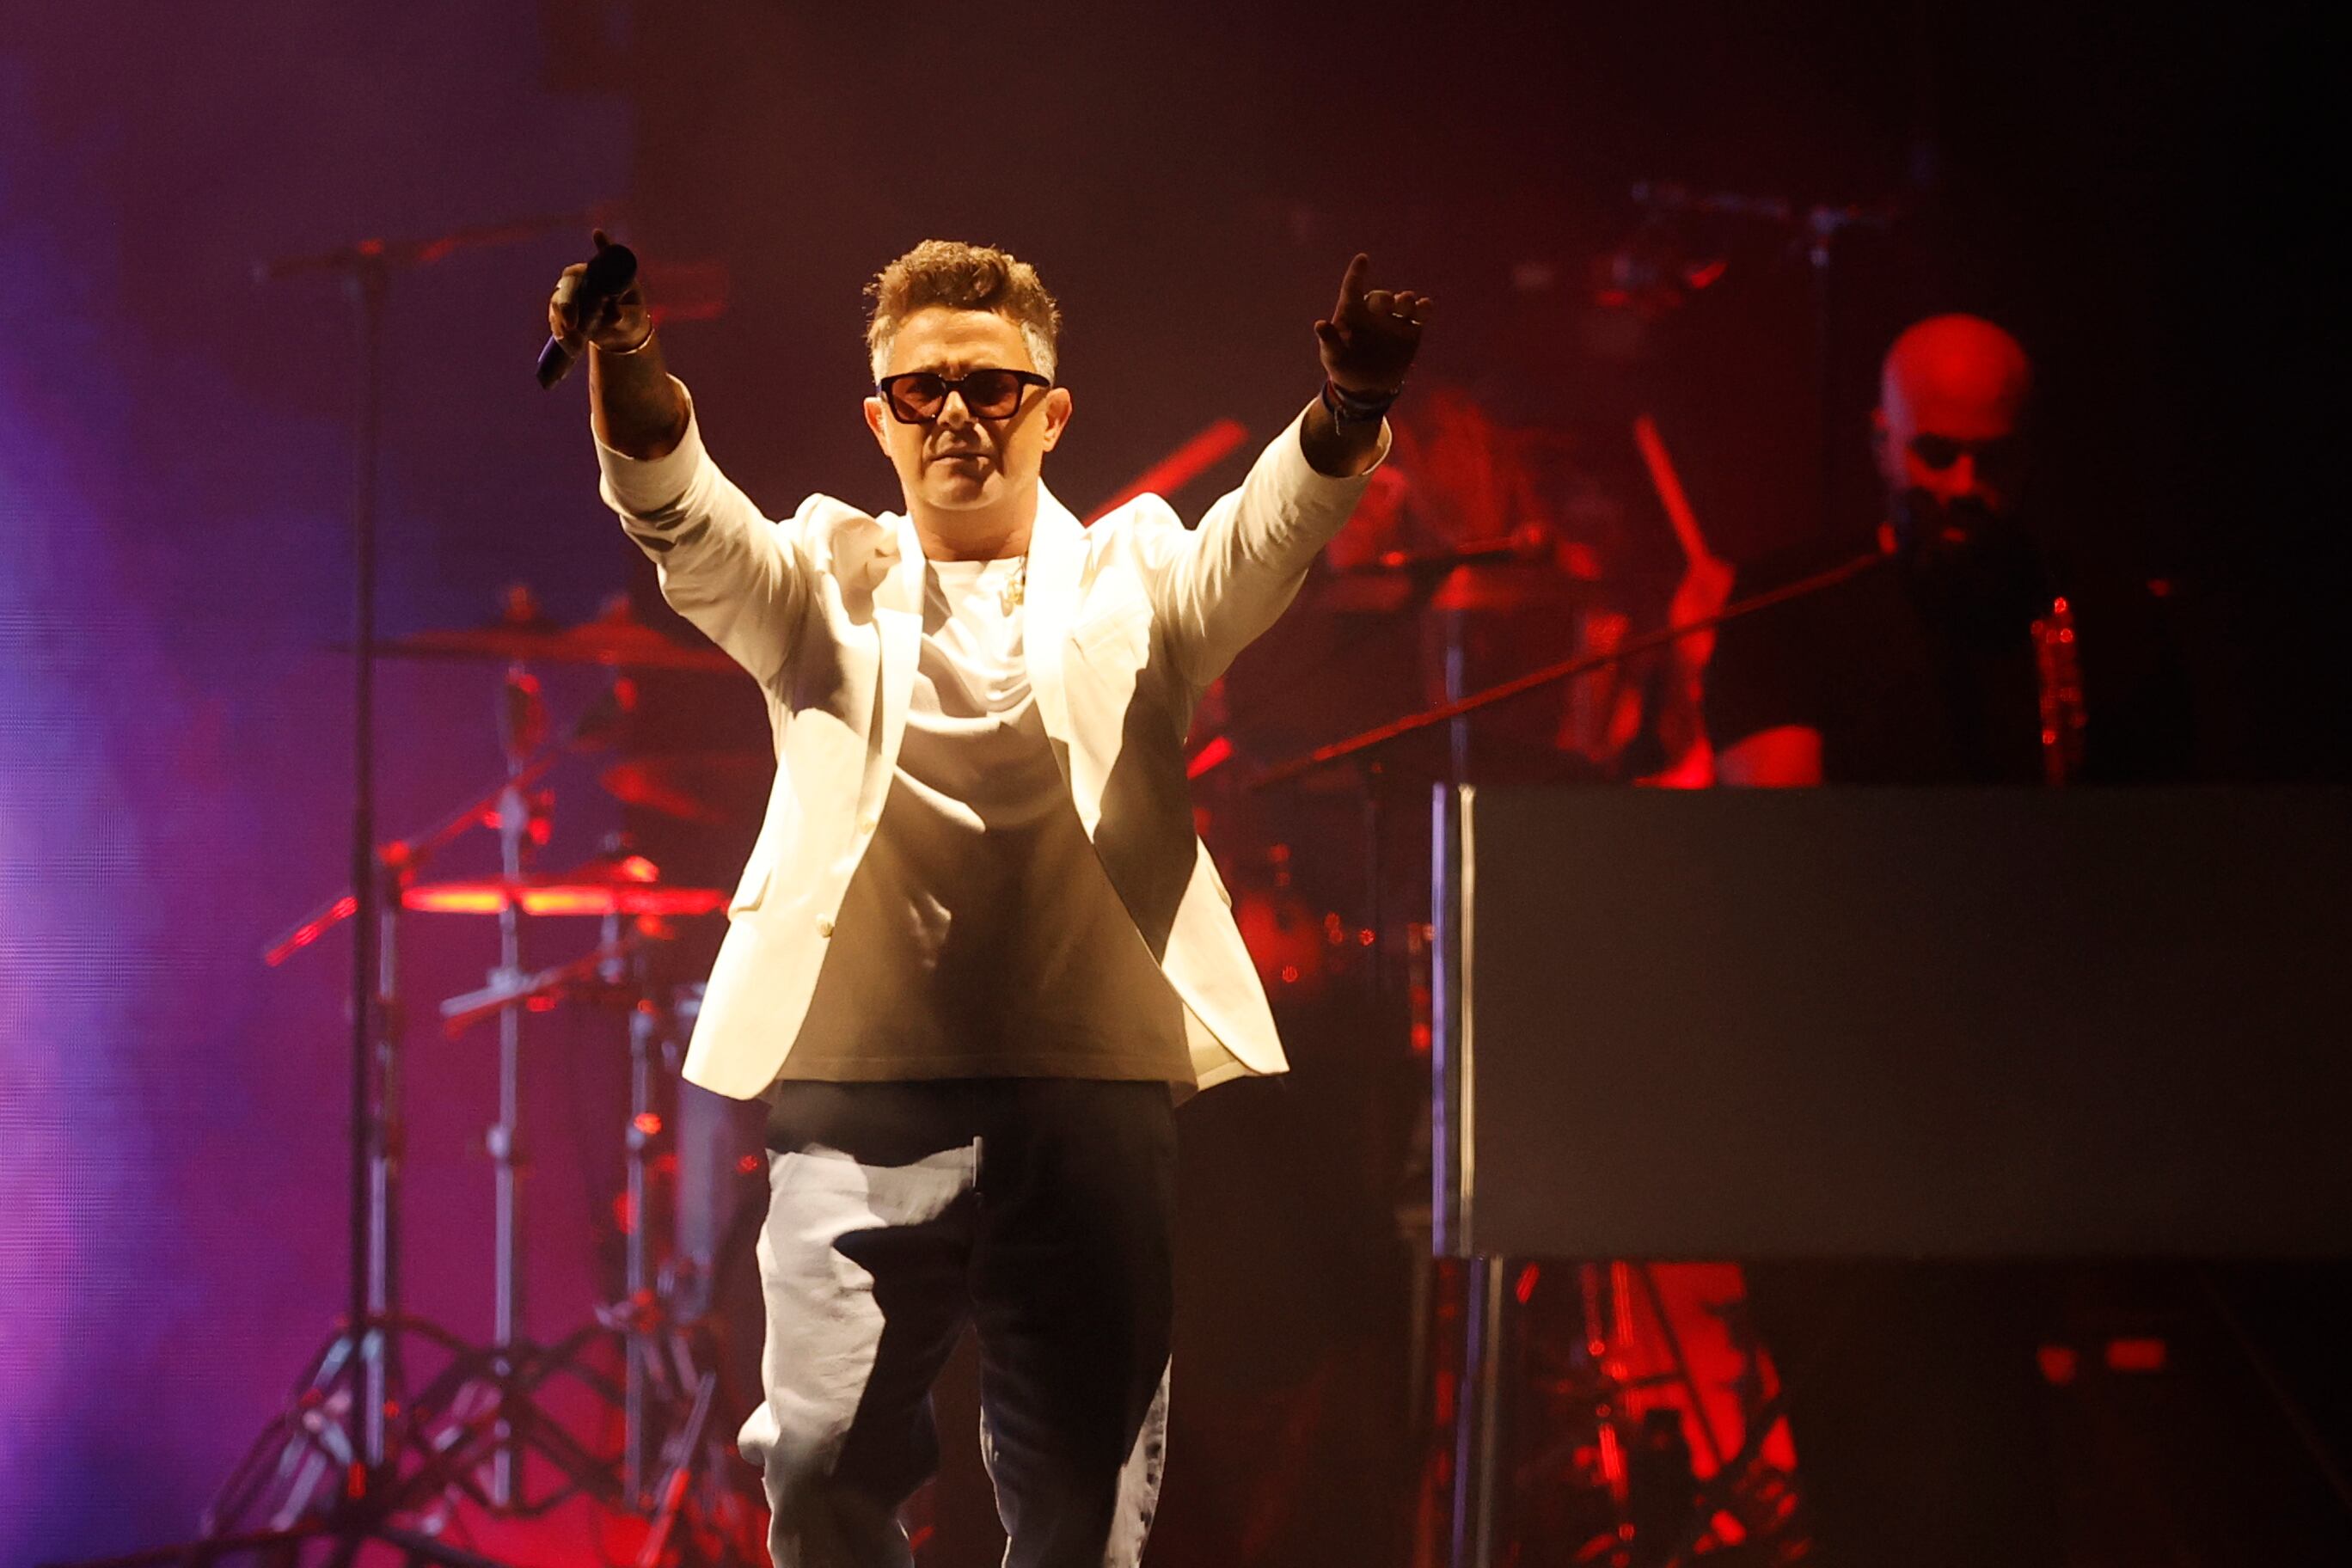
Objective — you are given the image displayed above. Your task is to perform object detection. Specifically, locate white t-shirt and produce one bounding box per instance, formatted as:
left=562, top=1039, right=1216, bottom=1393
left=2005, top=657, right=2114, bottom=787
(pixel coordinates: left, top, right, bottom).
left=776, top=555, right=1193, bottom=1084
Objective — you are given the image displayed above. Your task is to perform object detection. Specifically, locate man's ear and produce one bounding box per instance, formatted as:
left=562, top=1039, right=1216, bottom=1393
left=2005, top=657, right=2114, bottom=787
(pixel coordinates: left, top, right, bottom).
left=1039, top=386, right=1074, bottom=453
left=862, top=395, right=891, bottom=455
left=1868, top=405, right=1895, bottom=481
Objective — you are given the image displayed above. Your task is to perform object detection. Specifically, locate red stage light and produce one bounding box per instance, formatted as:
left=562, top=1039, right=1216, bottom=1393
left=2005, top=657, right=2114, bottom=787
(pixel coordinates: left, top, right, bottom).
left=1086, top=419, right=1250, bottom=524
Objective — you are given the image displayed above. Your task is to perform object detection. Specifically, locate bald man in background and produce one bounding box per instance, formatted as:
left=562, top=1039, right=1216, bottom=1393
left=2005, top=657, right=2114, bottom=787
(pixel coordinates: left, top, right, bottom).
left=1703, top=317, right=2192, bottom=1565
left=1706, top=314, right=2080, bottom=787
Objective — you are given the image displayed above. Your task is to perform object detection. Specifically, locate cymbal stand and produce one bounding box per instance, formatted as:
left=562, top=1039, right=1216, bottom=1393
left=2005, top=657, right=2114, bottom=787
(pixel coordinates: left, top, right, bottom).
left=405, top=665, right=631, bottom=1516
left=629, top=1321, right=765, bottom=1568
left=205, top=700, right=628, bottom=1554
left=622, top=952, right=661, bottom=1503
left=488, top=665, right=542, bottom=1505
left=637, top=1368, right=724, bottom=1567
left=161, top=739, right=613, bottom=1566
left=427, top=890, right=759, bottom=1548
left=450, top=897, right=670, bottom=1506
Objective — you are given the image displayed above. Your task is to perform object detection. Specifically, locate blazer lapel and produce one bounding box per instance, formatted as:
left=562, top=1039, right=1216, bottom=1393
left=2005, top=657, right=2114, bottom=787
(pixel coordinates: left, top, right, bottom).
left=873, top=509, right=923, bottom=796
left=1025, top=484, right=1085, bottom=750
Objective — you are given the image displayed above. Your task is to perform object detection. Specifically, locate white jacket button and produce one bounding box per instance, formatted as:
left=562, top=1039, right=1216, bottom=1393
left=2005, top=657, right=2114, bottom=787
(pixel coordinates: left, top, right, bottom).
left=858, top=815, right=878, bottom=834
left=816, top=917, right=834, bottom=938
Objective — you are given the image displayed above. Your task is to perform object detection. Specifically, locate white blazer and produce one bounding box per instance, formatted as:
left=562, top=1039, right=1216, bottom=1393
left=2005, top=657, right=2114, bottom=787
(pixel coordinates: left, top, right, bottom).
left=600, top=389, right=1384, bottom=1100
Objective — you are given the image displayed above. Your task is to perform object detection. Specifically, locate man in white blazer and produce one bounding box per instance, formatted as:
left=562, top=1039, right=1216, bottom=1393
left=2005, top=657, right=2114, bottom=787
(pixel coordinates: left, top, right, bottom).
left=549, top=235, right=1427, bottom=1566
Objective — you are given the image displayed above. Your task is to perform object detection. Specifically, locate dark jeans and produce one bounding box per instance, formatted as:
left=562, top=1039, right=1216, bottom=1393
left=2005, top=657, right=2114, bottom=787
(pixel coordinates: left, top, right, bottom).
left=744, top=1078, right=1177, bottom=1568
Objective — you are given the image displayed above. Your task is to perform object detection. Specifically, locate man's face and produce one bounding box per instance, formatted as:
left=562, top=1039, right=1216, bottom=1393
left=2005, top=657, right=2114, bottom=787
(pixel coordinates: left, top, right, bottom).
left=1872, top=318, right=2044, bottom=617
left=1877, top=383, right=2026, bottom=533
left=1872, top=321, right=2031, bottom=543
left=862, top=307, right=1071, bottom=517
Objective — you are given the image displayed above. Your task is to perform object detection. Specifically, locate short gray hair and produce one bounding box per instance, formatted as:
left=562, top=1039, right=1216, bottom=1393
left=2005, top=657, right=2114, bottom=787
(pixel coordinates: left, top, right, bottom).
left=865, top=239, right=1061, bottom=383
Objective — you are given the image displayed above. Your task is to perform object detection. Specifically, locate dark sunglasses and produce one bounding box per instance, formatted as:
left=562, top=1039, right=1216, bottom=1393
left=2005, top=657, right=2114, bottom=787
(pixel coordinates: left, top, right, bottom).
left=1909, top=432, right=2021, bottom=473
left=877, top=368, right=1051, bottom=424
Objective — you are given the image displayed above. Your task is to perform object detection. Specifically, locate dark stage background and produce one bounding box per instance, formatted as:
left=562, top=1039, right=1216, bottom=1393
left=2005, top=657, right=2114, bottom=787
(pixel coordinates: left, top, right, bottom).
left=0, top=2, right=2338, bottom=1564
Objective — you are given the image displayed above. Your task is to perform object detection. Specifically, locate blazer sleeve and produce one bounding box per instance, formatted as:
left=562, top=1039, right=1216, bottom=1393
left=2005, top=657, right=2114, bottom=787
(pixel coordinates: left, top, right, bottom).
left=597, top=378, right=810, bottom=688
left=1142, top=402, right=1389, bottom=692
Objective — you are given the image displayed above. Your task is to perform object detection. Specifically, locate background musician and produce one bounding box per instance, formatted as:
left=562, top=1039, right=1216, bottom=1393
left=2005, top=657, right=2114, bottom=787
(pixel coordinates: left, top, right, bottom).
left=1704, top=315, right=2190, bottom=1567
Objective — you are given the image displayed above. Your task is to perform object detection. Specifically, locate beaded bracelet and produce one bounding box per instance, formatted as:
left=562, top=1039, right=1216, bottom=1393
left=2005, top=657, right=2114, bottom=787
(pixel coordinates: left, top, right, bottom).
left=1321, top=377, right=1398, bottom=427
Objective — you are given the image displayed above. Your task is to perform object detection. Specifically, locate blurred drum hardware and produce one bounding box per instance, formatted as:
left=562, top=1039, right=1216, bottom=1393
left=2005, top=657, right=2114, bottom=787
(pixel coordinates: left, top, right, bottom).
left=1497, top=1260, right=1799, bottom=1567
left=1225, top=840, right=1373, bottom=1008
left=1236, top=543, right=1892, bottom=1568
left=58, top=612, right=770, bottom=1567
left=600, top=750, right=774, bottom=830
left=1170, top=395, right=1826, bottom=1563
left=404, top=856, right=731, bottom=920
left=436, top=961, right=768, bottom=1565
left=972, top=376, right=1876, bottom=1561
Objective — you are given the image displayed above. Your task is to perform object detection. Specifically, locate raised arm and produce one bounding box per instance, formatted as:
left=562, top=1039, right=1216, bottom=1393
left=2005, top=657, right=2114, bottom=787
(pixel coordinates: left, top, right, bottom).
left=548, top=232, right=808, bottom=686
left=1149, top=254, right=1430, bottom=689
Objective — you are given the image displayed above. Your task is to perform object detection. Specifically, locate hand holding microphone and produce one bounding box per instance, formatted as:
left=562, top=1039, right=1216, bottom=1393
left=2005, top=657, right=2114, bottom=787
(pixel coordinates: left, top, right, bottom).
left=540, top=229, right=646, bottom=388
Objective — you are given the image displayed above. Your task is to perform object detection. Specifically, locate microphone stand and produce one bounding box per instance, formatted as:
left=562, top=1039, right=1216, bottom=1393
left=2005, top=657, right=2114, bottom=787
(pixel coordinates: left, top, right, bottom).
left=1250, top=548, right=1885, bottom=791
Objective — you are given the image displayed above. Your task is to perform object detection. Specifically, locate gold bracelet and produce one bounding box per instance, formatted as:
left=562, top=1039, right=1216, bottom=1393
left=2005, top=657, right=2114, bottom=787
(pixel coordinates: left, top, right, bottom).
left=596, top=321, right=658, bottom=357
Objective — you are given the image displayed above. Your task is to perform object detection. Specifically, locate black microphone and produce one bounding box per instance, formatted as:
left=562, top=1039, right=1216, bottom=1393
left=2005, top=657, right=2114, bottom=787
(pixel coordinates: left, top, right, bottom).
left=536, top=242, right=639, bottom=389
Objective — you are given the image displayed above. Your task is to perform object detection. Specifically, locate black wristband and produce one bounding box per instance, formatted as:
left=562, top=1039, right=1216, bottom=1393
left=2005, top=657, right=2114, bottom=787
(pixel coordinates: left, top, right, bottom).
left=1321, top=377, right=1398, bottom=427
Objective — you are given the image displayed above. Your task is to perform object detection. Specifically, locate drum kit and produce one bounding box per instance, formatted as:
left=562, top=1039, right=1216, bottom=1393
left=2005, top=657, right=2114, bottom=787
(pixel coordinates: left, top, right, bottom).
left=108, top=598, right=778, bottom=1568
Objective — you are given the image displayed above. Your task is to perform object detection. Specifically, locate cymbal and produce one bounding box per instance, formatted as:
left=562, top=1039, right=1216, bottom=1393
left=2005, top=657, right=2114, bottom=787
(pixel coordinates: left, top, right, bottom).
left=403, top=852, right=727, bottom=918
left=376, top=601, right=738, bottom=674
left=601, top=750, right=773, bottom=826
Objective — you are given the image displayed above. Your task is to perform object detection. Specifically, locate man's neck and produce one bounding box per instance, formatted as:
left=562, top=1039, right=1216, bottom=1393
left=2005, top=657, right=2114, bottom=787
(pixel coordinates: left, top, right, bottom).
left=909, top=483, right=1039, bottom=561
